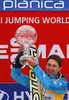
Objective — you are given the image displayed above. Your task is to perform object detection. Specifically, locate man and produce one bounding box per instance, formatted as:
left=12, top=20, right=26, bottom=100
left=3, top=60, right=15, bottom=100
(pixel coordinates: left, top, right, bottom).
left=11, top=46, right=67, bottom=100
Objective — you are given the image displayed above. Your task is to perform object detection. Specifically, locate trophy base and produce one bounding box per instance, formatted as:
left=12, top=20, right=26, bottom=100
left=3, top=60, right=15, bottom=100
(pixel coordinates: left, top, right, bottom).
left=19, top=55, right=30, bottom=65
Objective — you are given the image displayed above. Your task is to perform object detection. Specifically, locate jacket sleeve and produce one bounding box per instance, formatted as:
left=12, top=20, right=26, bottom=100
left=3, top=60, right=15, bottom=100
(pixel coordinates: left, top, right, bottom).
left=33, top=65, right=67, bottom=94
left=11, top=67, right=30, bottom=89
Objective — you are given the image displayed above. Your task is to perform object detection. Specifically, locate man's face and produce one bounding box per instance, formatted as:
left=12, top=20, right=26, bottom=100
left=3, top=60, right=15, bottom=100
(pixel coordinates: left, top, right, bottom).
left=46, top=59, right=61, bottom=75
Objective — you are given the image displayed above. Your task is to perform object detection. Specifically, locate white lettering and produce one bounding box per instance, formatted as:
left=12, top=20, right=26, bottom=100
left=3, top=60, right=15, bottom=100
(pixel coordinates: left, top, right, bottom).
left=0, top=17, right=3, bottom=24
left=49, top=45, right=65, bottom=58
left=30, top=1, right=40, bottom=8
left=14, top=91, right=30, bottom=100
left=14, top=91, right=24, bottom=100
left=41, top=0, right=43, bottom=8
left=42, top=17, right=50, bottom=23
left=10, top=38, right=69, bottom=60
left=10, top=38, right=19, bottom=47
left=10, top=54, right=17, bottom=63
left=5, top=17, right=40, bottom=24
left=3, top=1, right=13, bottom=10
left=3, top=0, right=64, bottom=10
left=66, top=17, right=69, bottom=24
left=57, top=17, right=61, bottom=23
left=54, top=1, right=64, bottom=8
left=50, top=17, right=56, bottom=24
left=18, top=1, right=28, bottom=8
left=67, top=45, right=69, bottom=58
left=15, top=0, right=17, bottom=8
left=25, top=91, right=30, bottom=100
left=62, top=17, right=65, bottom=24
left=0, top=45, right=8, bottom=59
left=67, top=91, right=69, bottom=100
left=38, top=45, right=46, bottom=58
left=11, top=48, right=18, bottom=52
left=42, top=17, right=69, bottom=24
left=44, top=1, right=53, bottom=8
left=14, top=17, right=22, bottom=23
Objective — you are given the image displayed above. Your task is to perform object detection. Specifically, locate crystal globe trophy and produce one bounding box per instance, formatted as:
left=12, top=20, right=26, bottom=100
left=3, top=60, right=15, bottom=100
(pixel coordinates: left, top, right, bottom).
left=15, top=25, right=37, bottom=65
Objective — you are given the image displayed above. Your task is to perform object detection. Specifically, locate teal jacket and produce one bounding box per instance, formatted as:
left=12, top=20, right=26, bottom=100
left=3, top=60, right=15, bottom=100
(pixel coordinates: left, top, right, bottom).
left=11, top=65, right=67, bottom=94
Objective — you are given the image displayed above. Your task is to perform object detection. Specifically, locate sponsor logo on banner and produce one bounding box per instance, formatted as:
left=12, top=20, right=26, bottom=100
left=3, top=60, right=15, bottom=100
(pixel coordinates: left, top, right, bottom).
left=0, top=90, right=9, bottom=100
left=0, top=83, right=30, bottom=100
left=0, top=0, right=65, bottom=11
left=3, top=0, right=64, bottom=10
left=0, top=83, right=69, bottom=100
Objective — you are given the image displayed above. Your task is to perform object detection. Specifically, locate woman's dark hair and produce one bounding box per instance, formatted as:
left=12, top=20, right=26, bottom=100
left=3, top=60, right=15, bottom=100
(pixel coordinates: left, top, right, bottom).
left=46, top=54, right=62, bottom=67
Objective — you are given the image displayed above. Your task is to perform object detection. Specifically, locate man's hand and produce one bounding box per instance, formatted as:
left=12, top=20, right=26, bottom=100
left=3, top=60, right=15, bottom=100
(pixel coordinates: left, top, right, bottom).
left=12, top=52, right=23, bottom=68
left=18, top=45, right=24, bottom=53
left=18, top=45, right=37, bottom=67
left=28, top=56, right=37, bottom=67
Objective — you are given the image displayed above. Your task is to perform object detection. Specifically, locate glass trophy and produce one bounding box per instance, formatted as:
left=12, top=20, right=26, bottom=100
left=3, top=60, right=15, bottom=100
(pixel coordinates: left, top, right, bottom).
left=15, top=25, right=37, bottom=65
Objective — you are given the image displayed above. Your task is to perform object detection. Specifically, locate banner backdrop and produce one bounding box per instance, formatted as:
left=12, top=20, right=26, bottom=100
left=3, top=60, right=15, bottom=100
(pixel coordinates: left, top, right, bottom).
left=0, top=0, right=69, bottom=100
left=0, top=0, right=69, bottom=11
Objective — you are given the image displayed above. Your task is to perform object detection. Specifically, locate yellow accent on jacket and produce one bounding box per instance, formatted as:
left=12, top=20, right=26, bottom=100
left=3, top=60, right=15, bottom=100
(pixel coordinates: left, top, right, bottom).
left=41, top=84, right=65, bottom=100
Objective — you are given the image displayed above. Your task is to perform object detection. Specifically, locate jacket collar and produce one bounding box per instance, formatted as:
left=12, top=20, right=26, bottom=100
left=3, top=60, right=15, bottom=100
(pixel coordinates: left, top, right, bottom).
left=45, top=71, right=65, bottom=79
